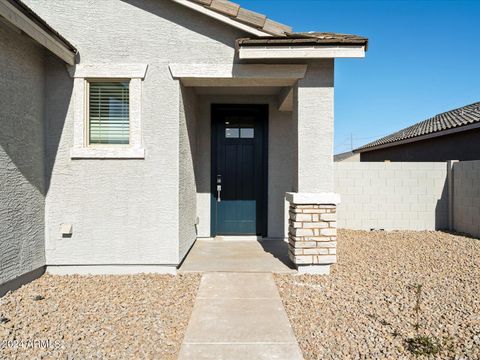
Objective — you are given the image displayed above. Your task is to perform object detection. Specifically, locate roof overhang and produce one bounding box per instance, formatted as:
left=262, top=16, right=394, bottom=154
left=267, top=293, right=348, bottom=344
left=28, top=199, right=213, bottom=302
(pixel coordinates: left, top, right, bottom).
left=239, top=45, right=366, bottom=60
left=355, top=121, right=480, bottom=153
left=0, top=0, right=76, bottom=64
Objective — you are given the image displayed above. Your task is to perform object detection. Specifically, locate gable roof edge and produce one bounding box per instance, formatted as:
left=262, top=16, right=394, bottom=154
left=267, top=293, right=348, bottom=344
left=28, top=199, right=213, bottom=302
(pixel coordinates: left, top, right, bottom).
left=0, top=0, right=77, bottom=64
left=171, top=0, right=276, bottom=37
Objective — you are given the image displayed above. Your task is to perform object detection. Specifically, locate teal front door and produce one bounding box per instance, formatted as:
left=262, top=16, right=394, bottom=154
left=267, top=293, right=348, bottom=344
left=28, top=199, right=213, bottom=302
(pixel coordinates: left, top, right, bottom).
left=211, top=104, right=268, bottom=236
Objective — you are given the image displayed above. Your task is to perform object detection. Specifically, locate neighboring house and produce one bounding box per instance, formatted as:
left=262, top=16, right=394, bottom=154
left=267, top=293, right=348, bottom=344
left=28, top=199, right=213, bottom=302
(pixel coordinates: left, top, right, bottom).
left=355, top=101, right=480, bottom=161
left=0, top=0, right=367, bottom=292
left=334, top=151, right=359, bottom=162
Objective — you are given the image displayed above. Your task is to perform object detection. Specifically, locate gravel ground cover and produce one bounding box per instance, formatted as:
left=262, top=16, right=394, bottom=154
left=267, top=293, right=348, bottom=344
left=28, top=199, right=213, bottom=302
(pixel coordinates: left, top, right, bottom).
left=276, top=230, right=480, bottom=359
left=0, top=273, right=200, bottom=359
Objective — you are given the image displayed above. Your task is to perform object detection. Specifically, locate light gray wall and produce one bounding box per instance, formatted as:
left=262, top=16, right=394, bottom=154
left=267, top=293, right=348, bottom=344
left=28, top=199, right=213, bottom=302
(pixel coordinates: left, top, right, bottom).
left=335, top=162, right=449, bottom=230
left=294, top=60, right=335, bottom=193
left=0, top=21, right=46, bottom=285
left=453, top=160, right=480, bottom=238
left=268, top=98, right=296, bottom=238
left=25, top=0, right=247, bottom=266
left=179, top=86, right=198, bottom=260
left=195, top=95, right=295, bottom=239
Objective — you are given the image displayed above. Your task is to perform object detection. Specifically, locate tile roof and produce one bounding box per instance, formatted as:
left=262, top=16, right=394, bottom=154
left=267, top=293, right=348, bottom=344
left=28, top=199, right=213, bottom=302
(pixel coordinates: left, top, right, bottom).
left=187, top=1, right=369, bottom=45
left=238, top=32, right=368, bottom=49
left=189, top=0, right=292, bottom=35
left=355, top=101, right=480, bottom=152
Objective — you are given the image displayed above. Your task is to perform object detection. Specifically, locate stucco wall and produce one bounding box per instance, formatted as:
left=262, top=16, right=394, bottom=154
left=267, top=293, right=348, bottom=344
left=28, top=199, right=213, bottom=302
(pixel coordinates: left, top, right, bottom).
left=195, top=95, right=295, bottom=239
left=359, top=128, right=480, bottom=162
left=25, top=0, right=247, bottom=266
left=179, top=86, right=198, bottom=260
left=335, top=162, right=449, bottom=230
left=294, top=60, right=335, bottom=193
left=0, top=22, right=46, bottom=285
left=453, top=160, right=480, bottom=238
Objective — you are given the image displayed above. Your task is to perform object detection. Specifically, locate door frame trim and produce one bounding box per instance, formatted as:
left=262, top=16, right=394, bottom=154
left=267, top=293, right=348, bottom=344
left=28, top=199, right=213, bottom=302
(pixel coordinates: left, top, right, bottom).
left=210, top=103, right=269, bottom=237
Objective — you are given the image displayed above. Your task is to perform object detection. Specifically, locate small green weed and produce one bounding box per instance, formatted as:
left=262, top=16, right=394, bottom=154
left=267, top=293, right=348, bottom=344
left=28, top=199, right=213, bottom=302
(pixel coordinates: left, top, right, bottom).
left=405, top=335, right=441, bottom=356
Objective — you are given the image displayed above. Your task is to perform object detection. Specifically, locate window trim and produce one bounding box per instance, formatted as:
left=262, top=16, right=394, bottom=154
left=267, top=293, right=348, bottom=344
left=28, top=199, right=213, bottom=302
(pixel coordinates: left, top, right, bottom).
left=86, top=79, right=131, bottom=148
left=69, top=64, right=147, bottom=159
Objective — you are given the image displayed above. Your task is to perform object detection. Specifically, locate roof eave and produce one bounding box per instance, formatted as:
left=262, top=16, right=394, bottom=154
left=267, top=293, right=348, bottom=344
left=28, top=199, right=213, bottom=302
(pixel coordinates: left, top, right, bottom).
left=238, top=44, right=366, bottom=60
left=0, top=0, right=77, bottom=64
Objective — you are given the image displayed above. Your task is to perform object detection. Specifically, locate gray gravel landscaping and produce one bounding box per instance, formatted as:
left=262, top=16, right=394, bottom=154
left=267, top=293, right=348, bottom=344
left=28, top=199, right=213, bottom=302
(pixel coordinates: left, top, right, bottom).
left=0, top=273, right=200, bottom=359
left=276, top=230, right=480, bottom=359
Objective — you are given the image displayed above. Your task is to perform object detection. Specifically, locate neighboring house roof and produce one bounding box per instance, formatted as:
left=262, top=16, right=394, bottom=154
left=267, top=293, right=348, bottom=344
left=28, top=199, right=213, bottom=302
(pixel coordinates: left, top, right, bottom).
left=237, top=32, right=369, bottom=49
left=334, top=151, right=357, bottom=162
left=355, top=101, right=480, bottom=152
left=1, top=0, right=77, bottom=64
left=185, top=0, right=292, bottom=36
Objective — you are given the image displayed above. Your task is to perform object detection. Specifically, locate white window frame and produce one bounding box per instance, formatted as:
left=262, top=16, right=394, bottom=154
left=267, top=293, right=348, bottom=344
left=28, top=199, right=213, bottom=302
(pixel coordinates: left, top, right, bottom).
left=69, top=64, right=148, bottom=159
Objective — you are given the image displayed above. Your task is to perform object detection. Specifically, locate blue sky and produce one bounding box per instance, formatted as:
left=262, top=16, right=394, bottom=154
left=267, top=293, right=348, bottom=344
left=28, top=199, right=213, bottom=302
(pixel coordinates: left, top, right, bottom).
left=239, top=0, right=480, bottom=153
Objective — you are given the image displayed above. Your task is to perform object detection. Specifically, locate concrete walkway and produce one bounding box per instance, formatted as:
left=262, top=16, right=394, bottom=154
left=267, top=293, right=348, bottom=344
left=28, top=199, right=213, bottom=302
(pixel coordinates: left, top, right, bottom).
left=179, top=272, right=303, bottom=360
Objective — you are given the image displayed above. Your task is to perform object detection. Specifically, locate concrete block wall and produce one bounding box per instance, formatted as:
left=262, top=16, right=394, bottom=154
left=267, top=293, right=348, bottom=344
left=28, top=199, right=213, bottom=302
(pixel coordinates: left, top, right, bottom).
left=334, top=162, right=449, bottom=230
left=453, top=160, right=480, bottom=238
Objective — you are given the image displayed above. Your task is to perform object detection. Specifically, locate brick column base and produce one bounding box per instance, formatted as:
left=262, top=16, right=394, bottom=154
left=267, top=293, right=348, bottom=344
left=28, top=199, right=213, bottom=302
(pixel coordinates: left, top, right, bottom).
left=286, top=193, right=340, bottom=275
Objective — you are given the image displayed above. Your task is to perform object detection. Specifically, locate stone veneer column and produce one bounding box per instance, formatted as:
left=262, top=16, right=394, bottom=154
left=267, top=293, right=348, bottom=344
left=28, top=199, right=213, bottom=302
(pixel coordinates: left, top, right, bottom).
left=286, top=192, right=340, bottom=275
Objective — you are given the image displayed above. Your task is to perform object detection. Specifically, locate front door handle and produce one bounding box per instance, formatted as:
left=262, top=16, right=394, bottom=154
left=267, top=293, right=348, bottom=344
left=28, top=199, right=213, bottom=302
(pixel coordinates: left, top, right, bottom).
left=216, top=175, right=222, bottom=202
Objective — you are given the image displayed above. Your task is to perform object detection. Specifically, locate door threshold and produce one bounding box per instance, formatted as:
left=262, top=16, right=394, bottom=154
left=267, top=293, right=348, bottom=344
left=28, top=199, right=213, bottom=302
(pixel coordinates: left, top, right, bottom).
left=196, top=236, right=287, bottom=242
left=214, top=235, right=261, bottom=241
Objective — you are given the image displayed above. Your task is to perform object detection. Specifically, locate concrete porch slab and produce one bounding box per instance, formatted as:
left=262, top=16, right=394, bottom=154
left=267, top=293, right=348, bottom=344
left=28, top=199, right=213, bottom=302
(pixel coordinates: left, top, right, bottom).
left=179, top=240, right=296, bottom=274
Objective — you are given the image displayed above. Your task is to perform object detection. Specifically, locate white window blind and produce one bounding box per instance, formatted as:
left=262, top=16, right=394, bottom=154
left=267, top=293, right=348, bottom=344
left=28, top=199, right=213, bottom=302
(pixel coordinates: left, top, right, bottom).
left=88, top=81, right=130, bottom=144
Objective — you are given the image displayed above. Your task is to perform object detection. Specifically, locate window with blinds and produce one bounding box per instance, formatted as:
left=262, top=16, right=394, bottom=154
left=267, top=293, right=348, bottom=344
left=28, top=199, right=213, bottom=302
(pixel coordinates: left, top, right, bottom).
left=88, top=81, right=130, bottom=145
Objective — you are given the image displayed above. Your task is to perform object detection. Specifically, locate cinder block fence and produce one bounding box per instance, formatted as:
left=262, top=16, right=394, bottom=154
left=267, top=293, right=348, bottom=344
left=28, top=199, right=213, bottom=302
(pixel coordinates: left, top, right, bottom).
left=334, top=160, right=480, bottom=239
left=453, top=161, right=480, bottom=237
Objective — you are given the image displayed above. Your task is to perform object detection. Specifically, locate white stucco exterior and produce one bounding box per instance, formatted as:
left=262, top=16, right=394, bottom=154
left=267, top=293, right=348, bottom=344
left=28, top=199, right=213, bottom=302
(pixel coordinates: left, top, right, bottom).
left=24, top=0, right=247, bottom=267
left=0, top=0, right=351, bottom=279
left=293, top=61, right=335, bottom=193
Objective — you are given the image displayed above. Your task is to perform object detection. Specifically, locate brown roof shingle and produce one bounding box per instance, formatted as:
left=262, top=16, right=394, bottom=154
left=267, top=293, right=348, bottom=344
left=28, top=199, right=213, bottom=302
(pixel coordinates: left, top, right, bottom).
left=189, top=0, right=292, bottom=35
left=237, top=32, right=368, bottom=49
left=187, top=1, right=368, bottom=47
